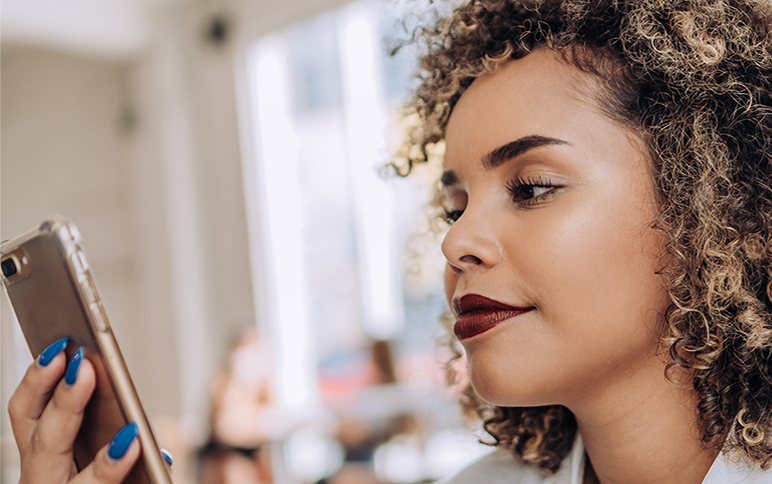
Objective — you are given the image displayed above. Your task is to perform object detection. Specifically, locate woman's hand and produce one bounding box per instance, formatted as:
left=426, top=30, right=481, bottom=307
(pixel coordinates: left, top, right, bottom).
left=8, top=338, right=141, bottom=484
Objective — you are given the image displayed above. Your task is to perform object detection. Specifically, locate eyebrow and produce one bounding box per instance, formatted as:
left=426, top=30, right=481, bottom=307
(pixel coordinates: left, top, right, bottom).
left=441, top=134, right=571, bottom=187
left=483, top=135, right=571, bottom=170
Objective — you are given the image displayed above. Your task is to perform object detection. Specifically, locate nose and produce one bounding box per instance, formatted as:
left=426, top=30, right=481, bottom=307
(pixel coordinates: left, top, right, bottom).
left=441, top=209, right=501, bottom=273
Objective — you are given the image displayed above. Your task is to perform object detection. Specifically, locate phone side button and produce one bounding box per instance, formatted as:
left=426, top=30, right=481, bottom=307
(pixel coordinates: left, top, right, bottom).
left=80, top=276, right=97, bottom=304
left=89, top=303, right=110, bottom=332
left=71, top=251, right=89, bottom=273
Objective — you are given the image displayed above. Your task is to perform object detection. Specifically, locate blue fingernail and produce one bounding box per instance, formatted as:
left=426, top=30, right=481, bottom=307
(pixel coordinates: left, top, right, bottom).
left=37, top=337, right=68, bottom=367
left=108, top=423, right=139, bottom=461
left=161, top=448, right=174, bottom=466
left=64, top=347, right=83, bottom=386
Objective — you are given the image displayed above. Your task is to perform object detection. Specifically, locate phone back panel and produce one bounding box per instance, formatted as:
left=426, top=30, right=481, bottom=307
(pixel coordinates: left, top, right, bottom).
left=6, top=225, right=95, bottom=354
left=1, top=217, right=172, bottom=484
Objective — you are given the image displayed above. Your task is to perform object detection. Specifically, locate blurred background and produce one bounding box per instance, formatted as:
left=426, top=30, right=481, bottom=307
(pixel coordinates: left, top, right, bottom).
left=0, top=0, right=493, bottom=483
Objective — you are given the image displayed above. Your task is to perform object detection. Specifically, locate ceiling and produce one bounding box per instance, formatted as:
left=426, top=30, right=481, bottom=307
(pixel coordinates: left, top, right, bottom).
left=1, top=0, right=187, bottom=60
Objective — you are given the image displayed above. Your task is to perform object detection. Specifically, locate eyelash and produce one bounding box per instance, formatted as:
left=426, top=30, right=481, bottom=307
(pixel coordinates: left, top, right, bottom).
left=441, top=176, right=557, bottom=225
left=441, top=208, right=464, bottom=224
left=505, top=175, right=557, bottom=207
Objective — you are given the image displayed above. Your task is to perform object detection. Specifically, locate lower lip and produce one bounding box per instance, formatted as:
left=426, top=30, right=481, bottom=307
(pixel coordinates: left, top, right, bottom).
left=453, top=309, right=532, bottom=340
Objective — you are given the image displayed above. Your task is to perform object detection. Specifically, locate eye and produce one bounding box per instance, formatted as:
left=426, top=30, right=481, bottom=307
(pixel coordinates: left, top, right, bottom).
left=441, top=208, right=464, bottom=225
left=505, top=176, right=558, bottom=206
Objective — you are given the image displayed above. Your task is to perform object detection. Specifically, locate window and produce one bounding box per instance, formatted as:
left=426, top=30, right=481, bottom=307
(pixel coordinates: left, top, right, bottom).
left=241, top=1, right=490, bottom=481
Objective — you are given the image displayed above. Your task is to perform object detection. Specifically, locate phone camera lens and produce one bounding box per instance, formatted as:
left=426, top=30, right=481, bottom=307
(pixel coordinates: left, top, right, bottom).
left=1, top=258, right=18, bottom=278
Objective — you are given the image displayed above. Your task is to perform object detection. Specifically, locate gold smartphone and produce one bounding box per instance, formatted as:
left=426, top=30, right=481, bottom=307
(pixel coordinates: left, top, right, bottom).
left=0, top=216, right=172, bottom=484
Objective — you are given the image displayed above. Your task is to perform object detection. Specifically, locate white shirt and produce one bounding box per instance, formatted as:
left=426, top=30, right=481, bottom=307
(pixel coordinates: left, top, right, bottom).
left=439, top=436, right=772, bottom=484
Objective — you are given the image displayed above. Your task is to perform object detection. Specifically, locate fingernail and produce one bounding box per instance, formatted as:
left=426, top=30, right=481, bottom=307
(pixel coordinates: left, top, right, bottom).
left=37, top=337, right=68, bottom=367
left=64, top=347, right=83, bottom=386
left=108, top=423, right=139, bottom=461
left=161, top=448, right=174, bottom=466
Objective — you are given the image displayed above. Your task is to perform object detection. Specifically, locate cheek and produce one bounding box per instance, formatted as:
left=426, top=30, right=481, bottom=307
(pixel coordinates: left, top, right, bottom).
left=444, top=265, right=458, bottom=306
left=458, top=194, right=669, bottom=407
left=517, top=192, right=667, bottom=332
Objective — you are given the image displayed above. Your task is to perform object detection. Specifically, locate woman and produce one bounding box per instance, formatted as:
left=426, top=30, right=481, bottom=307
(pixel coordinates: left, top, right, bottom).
left=9, top=0, right=772, bottom=483
left=396, top=0, right=772, bottom=482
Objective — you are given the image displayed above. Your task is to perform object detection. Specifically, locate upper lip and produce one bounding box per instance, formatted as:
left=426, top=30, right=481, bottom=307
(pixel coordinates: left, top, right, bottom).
left=453, top=294, right=532, bottom=317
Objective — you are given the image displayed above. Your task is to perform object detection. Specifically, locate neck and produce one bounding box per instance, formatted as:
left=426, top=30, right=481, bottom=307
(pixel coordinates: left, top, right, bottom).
left=568, top=358, right=719, bottom=484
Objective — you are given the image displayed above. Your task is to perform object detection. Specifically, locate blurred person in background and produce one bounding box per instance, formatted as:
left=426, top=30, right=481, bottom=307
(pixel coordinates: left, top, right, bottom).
left=322, top=340, right=418, bottom=484
left=198, top=328, right=277, bottom=484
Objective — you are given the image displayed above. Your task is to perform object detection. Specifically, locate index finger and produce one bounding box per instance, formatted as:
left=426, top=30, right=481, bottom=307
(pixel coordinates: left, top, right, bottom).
left=8, top=338, right=69, bottom=445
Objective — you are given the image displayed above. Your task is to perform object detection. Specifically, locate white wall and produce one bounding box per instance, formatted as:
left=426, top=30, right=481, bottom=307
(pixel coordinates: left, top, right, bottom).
left=0, top=0, right=354, bottom=479
left=0, top=45, right=183, bottom=479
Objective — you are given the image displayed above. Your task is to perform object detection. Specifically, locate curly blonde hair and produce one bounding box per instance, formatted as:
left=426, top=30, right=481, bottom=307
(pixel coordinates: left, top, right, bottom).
left=398, top=0, right=772, bottom=474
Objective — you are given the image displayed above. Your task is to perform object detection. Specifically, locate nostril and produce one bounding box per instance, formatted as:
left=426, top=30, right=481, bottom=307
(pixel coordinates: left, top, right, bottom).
left=460, top=254, right=483, bottom=265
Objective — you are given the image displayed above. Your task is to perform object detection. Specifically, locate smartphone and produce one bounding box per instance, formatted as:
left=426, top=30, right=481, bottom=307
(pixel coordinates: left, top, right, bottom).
left=0, top=216, right=172, bottom=484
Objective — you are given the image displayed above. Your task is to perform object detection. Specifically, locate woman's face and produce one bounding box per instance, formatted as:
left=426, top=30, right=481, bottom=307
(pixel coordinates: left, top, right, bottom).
left=441, top=49, right=671, bottom=408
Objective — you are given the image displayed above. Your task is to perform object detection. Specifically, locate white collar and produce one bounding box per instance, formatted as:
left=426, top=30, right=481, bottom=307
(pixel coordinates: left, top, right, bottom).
left=543, top=434, right=585, bottom=484
left=547, top=435, right=772, bottom=484
left=702, top=453, right=772, bottom=483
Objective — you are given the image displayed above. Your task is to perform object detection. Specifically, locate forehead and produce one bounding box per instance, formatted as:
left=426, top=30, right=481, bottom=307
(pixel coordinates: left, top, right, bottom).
left=443, top=49, right=616, bottom=168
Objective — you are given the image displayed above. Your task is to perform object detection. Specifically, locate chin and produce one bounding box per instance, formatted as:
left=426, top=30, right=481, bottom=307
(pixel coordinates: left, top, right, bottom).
left=467, top=361, right=553, bottom=408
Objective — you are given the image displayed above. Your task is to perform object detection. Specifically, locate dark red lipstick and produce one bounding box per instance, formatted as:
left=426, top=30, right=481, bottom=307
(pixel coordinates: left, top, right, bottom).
left=452, top=294, right=533, bottom=340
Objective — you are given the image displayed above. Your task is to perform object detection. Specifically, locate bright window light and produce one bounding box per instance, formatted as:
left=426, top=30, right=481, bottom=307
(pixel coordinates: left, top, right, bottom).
left=338, top=2, right=405, bottom=340
left=248, top=35, right=318, bottom=409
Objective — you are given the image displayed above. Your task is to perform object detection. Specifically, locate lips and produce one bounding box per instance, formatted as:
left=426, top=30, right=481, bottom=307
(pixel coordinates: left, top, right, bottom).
left=452, top=294, right=533, bottom=340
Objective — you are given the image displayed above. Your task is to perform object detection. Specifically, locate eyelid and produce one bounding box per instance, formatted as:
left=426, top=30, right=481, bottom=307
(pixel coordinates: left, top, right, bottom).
left=441, top=185, right=468, bottom=223
left=505, top=175, right=560, bottom=207
left=441, top=194, right=466, bottom=224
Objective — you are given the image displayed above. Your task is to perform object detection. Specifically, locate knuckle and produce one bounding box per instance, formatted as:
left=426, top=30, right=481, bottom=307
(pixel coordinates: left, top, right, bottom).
left=7, top=393, right=20, bottom=420
left=28, top=429, right=47, bottom=454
